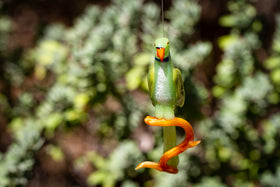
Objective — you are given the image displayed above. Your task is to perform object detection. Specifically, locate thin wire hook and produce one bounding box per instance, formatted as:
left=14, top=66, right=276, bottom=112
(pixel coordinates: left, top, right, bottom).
left=161, top=0, right=165, bottom=36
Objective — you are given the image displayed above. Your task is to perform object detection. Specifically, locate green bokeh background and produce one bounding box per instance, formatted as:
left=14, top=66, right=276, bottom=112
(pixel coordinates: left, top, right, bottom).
left=0, top=0, right=279, bottom=186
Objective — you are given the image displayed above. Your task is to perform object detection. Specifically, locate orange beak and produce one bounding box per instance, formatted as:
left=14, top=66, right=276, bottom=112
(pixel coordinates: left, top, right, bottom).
left=157, top=48, right=165, bottom=62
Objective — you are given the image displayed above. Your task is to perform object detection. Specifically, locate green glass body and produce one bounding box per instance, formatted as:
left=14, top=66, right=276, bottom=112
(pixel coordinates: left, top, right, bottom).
left=151, top=59, right=179, bottom=167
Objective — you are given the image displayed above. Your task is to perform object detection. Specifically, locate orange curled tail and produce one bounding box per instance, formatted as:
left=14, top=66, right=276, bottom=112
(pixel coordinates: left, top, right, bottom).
left=136, top=116, right=200, bottom=174
left=135, top=161, right=178, bottom=174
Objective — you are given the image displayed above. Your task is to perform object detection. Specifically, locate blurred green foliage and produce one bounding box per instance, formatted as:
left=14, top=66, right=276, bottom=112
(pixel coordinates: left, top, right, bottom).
left=0, top=0, right=279, bottom=186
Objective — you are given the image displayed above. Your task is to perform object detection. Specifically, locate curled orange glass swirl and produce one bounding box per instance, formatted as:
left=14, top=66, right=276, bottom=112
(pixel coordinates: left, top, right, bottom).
left=135, top=116, right=200, bottom=174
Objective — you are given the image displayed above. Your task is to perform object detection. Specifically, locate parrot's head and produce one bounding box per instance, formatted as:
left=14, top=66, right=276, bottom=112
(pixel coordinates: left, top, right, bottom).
left=154, top=37, right=170, bottom=62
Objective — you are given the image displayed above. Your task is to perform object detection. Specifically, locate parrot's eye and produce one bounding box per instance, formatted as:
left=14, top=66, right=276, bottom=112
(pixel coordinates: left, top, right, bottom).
left=167, top=41, right=169, bottom=45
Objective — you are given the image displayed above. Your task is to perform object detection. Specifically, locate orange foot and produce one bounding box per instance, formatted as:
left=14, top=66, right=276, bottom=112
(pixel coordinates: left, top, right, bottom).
left=135, top=116, right=200, bottom=174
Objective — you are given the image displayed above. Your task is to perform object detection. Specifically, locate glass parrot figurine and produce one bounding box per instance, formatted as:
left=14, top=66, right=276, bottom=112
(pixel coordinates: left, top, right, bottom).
left=135, top=38, right=200, bottom=174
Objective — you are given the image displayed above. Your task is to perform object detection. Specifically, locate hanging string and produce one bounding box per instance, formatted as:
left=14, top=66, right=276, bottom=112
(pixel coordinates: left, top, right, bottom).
left=161, top=0, right=165, bottom=36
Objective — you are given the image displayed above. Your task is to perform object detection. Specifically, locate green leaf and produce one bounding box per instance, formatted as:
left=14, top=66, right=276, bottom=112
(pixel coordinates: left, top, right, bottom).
left=271, top=69, right=280, bottom=84
left=265, top=56, right=280, bottom=70
left=219, top=15, right=236, bottom=27
left=125, top=67, right=145, bottom=90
